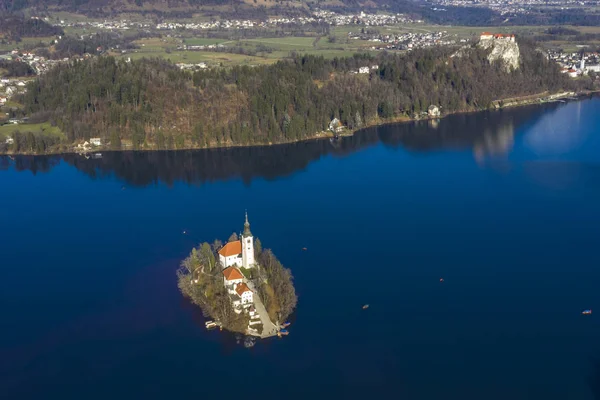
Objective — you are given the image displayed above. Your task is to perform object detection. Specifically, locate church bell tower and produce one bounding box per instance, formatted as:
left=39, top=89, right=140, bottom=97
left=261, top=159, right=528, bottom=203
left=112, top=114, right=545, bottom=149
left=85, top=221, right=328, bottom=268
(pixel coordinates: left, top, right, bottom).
left=241, top=211, right=255, bottom=268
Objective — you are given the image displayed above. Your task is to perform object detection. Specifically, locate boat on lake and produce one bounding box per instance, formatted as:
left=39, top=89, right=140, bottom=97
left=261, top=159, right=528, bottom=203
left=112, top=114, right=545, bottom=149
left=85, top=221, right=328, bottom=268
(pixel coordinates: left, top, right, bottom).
left=205, top=321, right=218, bottom=329
left=362, top=304, right=369, bottom=310
left=582, top=309, right=592, bottom=315
left=282, top=322, right=291, bottom=328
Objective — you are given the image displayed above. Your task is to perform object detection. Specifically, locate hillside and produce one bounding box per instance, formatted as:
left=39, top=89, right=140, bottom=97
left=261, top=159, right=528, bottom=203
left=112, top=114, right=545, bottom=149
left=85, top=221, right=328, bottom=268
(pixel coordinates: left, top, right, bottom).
left=6, top=40, right=576, bottom=154
left=0, top=15, right=64, bottom=39
left=3, top=0, right=600, bottom=25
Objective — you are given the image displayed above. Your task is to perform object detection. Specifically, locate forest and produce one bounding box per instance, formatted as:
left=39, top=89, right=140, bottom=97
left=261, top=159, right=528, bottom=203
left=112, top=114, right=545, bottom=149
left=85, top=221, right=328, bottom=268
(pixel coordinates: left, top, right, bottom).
left=52, top=32, right=139, bottom=59
left=15, top=39, right=578, bottom=152
left=0, top=59, right=35, bottom=76
left=0, top=15, right=63, bottom=40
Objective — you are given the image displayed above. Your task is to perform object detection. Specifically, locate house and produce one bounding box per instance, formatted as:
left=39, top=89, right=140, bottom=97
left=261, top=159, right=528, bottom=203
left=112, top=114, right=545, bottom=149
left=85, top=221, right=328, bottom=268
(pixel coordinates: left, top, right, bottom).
left=480, top=32, right=494, bottom=40
left=90, top=137, right=102, bottom=146
left=16, top=81, right=26, bottom=87
left=0, top=97, right=6, bottom=105
left=218, top=212, right=256, bottom=269
left=428, top=105, right=441, bottom=118
left=358, top=66, right=370, bottom=74
left=5, top=137, right=14, bottom=145
left=329, top=118, right=344, bottom=133
left=567, top=69, right=578, bottom=78
left=222, top=266, right=244, bottom=293
left=235, top=282, right=253, bottom=305
left=218, top=240, right=242, bottom=268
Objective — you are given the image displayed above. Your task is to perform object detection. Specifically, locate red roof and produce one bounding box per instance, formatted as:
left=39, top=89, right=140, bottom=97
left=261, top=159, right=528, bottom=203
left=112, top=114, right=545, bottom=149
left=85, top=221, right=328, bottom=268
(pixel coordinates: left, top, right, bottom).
left=235, top=283, right=252, bottom=296
left=222, top=266, right=244, bottom=281
left=218, top=240, right=241, bottom=257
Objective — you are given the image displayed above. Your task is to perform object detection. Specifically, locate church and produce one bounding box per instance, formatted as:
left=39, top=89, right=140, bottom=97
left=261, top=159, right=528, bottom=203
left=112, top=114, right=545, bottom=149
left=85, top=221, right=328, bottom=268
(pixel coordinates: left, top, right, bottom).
left=218, top=212, right=256, bottom=269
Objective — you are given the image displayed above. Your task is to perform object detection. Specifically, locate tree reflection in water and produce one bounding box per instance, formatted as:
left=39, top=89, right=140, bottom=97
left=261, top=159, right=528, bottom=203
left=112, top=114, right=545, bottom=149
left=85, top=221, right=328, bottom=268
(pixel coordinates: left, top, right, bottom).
left=1, top=101, right=563, bottom=187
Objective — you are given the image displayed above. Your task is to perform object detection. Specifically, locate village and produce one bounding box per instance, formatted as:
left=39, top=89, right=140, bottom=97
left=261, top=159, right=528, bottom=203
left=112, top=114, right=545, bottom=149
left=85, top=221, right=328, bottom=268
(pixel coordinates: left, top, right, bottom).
left=0, top=47, right=97, bottom=109
left=51, top=10, right=419, bottom=32
left=156, top=10, right=419, bottom=31
left=431, top=0, right=600, bottom=17
left=348, top=30, right=461, bottom=51
left=548, top=50, right=600, bottom=78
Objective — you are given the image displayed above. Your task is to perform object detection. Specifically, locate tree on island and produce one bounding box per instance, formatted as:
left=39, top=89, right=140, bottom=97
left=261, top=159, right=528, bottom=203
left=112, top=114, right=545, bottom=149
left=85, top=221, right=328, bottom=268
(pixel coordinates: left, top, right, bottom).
left=211, top=239, right=223, bottom=253
left=255, top=247, right=297, bottom=323
left=178, top=242, right=249, bottom=333
left=228, top=232, right=238, bottom=242
left=254, top=238, right=262, bottom=259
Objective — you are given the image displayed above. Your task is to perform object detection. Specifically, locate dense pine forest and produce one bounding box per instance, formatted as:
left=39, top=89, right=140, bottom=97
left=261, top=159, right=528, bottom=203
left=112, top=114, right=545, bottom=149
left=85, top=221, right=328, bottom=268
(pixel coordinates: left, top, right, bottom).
left=16, top=40, right=575, bottom=152
left=0, top=15, right=63, bottom=40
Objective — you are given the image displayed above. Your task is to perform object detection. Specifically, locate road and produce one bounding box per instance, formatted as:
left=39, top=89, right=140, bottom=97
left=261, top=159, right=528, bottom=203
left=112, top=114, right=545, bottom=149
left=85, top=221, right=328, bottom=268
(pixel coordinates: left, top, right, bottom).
left=246, top=279, right=279, bottom=338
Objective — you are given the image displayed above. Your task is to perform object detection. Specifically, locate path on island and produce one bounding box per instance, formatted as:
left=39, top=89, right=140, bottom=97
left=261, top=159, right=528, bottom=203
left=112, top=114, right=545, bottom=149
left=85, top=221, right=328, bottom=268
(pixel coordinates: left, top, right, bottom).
left=246, top=280, right=279, bottom=338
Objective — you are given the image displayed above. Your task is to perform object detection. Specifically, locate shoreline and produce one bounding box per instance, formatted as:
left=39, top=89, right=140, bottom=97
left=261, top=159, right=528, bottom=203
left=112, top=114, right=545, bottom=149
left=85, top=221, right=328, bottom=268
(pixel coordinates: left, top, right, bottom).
left=2, top=90, right=597, bottom=157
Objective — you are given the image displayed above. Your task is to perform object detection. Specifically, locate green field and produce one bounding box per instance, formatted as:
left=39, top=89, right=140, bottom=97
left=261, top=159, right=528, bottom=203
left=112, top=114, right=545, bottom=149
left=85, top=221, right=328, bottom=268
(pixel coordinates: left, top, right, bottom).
left=184, top=38, right=230, bottom=46
left=120, top=31, right=381, bottom=66
left=0, top=122, right=64, bottom=139
left=6, top=19, right=600, bottom=70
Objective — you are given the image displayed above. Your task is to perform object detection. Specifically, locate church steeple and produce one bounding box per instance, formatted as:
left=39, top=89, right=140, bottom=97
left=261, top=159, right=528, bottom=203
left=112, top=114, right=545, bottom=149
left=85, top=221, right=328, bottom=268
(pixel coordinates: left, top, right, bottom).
left=241, top=211, right=255, bottom=268
left=243, top=211, right=252, bottom=237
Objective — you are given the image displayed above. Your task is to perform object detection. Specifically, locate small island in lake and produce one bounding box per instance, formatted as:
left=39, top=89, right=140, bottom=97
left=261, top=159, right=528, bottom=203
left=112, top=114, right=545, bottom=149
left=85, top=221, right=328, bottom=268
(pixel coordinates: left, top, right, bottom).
left=177, top=213, right=297, bottom=338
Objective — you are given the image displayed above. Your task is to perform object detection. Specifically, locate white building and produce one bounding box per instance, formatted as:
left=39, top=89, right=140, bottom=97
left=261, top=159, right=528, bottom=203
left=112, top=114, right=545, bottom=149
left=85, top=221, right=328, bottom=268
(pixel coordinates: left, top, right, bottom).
left=222, top=266, right=244, bottom=294
left=329, top=118, right=344, bottom=133
left=235, top=282, right=253, bottom=305
left=428, top=105, right=441, bottom=118
left=218, top=240, right=242, bottom=268
left=90, top=138, right=102, bottom=146
left=358, top=66, right=370, bottom=74
left=217, top=212, right=256, bottom=269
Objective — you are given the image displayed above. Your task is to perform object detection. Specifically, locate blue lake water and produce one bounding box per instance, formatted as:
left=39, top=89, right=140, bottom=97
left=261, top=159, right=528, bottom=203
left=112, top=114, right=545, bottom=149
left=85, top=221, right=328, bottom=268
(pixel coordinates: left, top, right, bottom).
left=1, top=98, right=600, bottom=400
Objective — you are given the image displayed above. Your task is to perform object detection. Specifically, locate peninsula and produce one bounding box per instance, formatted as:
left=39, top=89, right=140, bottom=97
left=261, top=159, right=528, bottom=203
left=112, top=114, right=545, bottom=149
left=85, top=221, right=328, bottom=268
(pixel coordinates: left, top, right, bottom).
left=177, top=213, right=297, bottom=338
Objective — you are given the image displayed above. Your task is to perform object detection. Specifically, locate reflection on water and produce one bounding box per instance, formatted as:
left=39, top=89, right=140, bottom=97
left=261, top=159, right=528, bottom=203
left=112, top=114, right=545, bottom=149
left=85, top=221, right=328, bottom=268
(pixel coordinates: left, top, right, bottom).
left=473, top=118, right=515, bottom=163
left=0, top=100, right=577, bottom=187
left=525, top=99, right=588, bottom=156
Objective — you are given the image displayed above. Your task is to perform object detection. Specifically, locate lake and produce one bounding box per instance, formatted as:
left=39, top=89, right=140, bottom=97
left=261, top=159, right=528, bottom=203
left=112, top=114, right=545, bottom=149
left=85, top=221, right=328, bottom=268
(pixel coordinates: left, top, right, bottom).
left=1, top=98, right=600, bottom=400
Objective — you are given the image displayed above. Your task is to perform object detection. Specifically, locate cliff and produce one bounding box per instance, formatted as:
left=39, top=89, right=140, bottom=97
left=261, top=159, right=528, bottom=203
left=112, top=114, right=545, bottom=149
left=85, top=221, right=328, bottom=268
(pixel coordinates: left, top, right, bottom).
left=478, top=36, right=521, bottom=72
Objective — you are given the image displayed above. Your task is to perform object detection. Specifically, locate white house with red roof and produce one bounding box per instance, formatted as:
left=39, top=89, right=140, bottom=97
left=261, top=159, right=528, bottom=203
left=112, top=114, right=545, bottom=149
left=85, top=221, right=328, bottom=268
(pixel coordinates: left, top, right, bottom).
left=235, top=283, right=253, bottom=305
left=218, top=240, right=242, bottom=269
left=217, top=212, right=256, bottom=269
left=222, top=266, right=244, bottom=294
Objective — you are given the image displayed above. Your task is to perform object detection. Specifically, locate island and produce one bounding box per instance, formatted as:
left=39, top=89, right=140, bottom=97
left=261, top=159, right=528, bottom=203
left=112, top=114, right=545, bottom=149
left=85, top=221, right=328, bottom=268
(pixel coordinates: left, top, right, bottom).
left=177, top=213, right=297, bottom=338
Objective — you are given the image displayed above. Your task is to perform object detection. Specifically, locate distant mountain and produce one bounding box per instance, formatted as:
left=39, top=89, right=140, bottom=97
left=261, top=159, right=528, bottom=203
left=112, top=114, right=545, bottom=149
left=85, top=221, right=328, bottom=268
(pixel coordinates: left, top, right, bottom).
left=0, top=0, right=506, bottom=26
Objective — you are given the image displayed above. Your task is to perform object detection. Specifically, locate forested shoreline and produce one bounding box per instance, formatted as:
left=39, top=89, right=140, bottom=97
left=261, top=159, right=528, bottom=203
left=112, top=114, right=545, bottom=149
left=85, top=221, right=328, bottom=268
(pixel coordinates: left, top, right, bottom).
left=1, top=40, right=592, bottom=154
